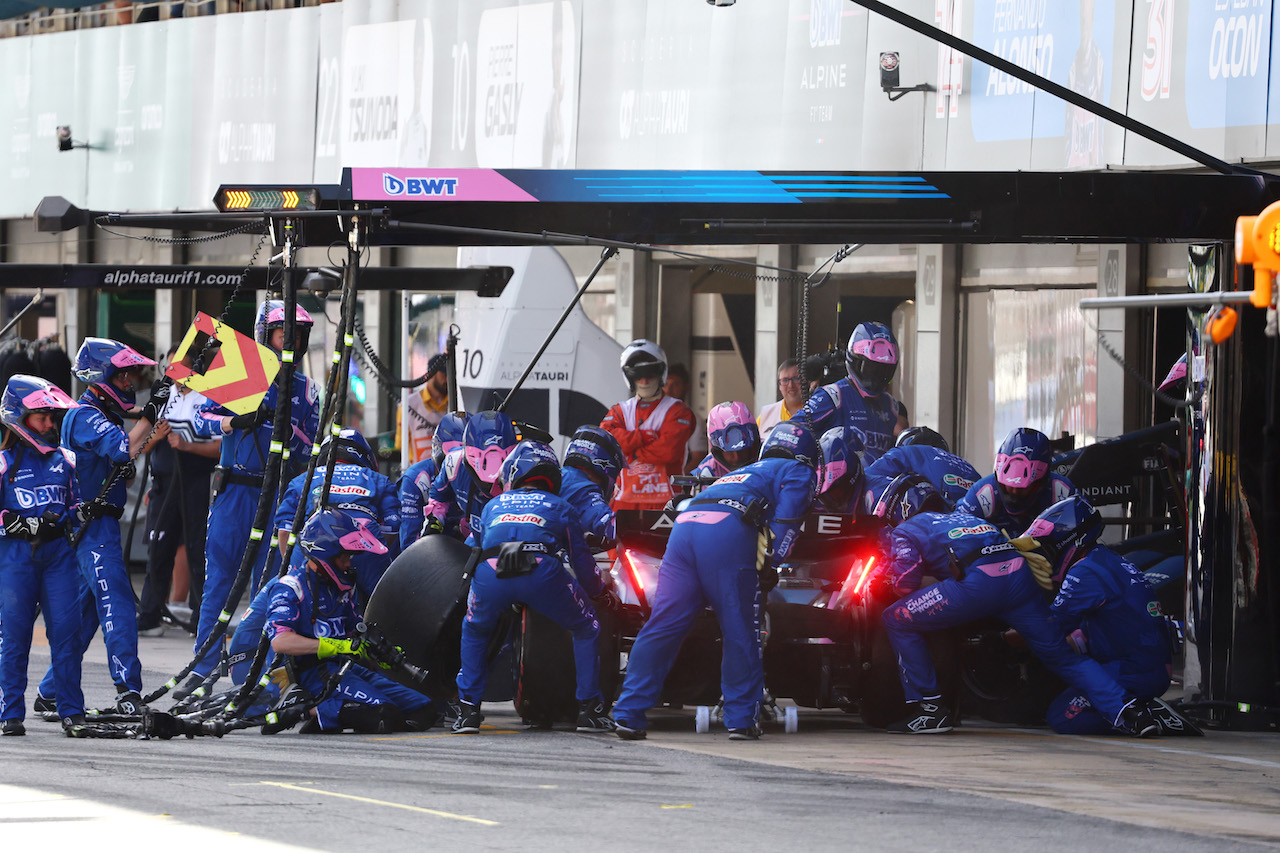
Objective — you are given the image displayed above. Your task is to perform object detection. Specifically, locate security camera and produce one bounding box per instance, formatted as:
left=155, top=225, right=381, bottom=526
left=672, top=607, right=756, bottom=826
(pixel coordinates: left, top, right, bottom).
left=57, top=125, right=73, bottom=152
left=707, top=0, right=736, bottom=6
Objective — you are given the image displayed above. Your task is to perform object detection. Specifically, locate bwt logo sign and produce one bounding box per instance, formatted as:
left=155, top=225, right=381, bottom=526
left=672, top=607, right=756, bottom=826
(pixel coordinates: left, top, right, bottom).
left=382, top=174, right=459, bottom=197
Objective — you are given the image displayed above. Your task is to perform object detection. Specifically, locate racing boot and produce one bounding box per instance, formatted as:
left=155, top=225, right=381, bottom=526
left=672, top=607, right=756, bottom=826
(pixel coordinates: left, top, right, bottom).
left=1117, top=698, right=1159, bottom=738
left=576, top=697, right=616, bottom=733
left=451, top=701, right=483, bottom=734
left=404, top=705, right=445, bottom=733
left=1, top=719, right=26, bottom=736
left=727, top=725, right=762, bottom=741
left=614, top=720, right=647, bottom=740
left=33, top=692, right=58, bottom=723
left=887, top=699, right=954, bottom=734
left=1146, top=698, right=1204, bottom=737
left=116, top=690, right=146, bottom=716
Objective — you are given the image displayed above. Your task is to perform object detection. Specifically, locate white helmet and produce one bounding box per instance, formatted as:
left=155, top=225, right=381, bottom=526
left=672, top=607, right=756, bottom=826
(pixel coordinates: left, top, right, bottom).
left=620, top=339, right=668, bottom=387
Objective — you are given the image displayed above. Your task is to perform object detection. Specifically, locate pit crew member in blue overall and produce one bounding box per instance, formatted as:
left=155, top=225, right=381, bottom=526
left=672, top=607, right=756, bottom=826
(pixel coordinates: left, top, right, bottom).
left=0, top=376, right=86, bottom=736
left=176, top=302, right=320, bottom=700
left=226, top=428, right=398, bottom=687
left=423, top=410, right=517, bottom=543
left=798, top=322, right=902, bottom=463
left=1022, top=497, right=1179, bottom=735
left=36, top=338, right=164, bottom=716
left=873, top=474, right=1157, bottom=736
left=612, top=421, right=818, bottom=741
left=864, top=427, right=980, bottom=511
left=453, top=441, right=614, bottom=735
left=816, top=426, right=866, bottom=515
left=560, top=425, right=626, bottom=543
left=262, top=509, right=439, bottom=734
left=692, top=401, right=761, bottom=480
left=957, top=427, right=1074, bottom=535
left=398, top=411, right=466, bottom=550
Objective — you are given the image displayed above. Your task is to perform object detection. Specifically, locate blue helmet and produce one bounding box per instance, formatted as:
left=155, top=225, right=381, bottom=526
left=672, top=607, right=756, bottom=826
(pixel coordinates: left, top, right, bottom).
left=818, top=426, right=865, bottom=500
left=1, top=374, right=79, bottom=454
left=254, top=300, right=314, bottom=353
left=500, top=440, right=562, bottom=494
left=464, top=410, right=519, bottom=484
left=431, top=411, right=468, bottom=466
left=73, top=337, right=155, bottom=413
left=895, top=426, right=949, bottom=453
left=321, top=427, right=377, bottom=470
left=298, top=508, right=388, bottom=592
left=995, top=427, right=1054, bottom=515
left=760, top=421, right=819, bottom=469
left=871, top=473, right=949, bottom=527
left=1023, top=496, right=1103, bottom=585
left=564, top=425, right=626, bottom=491
left=844, top=322, right=898, bottom=397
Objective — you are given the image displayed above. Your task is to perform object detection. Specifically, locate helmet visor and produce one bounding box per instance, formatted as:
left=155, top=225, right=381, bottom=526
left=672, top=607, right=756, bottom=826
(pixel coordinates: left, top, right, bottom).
left=995, top=453, right=1049, bottom=489
left=852, top=337, right=899, bottom=364
left=851, top=359, right=896, bottom=395
left=466, top=445, right=509, bottom=483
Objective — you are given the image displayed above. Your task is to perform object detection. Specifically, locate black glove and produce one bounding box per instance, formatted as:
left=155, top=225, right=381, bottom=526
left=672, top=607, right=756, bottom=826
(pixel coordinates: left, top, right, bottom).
left=229, top=406, right=273, bottom=431
left=139, top=377, right=173, bottom=425
left=420, top=515, right=445, bottom=537
left=2, top=511, right=31, bottom=537
left=75, top=502, right=103, bottom=526
left=592, top=587, right=622, bottom=613
left=758, top=565, right=780, bottom=595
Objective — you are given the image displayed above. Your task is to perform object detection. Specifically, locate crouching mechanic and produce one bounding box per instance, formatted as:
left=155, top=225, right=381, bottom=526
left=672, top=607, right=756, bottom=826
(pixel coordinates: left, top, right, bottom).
left=692, top=401, right=762, bottom=480
left=560, top=425, right=626, bottom=543
left=864, top=427, right=979, bottom=510
left=958, top=427, right=1074, bottom=534
left=872, top=474, right=1157, bottom=736
left=263, top=509, right=439, bottom=734
left=1023, top=497, right=1187, bottom=735
left=612, top=421, right=818, bottom=741
left=815, top=426, right=866, bottom=514
left=398, top=411, right=466, bottom=550
left=0, top=376, right=85, bottom=736
left=454, top=441, right=616, bottom=735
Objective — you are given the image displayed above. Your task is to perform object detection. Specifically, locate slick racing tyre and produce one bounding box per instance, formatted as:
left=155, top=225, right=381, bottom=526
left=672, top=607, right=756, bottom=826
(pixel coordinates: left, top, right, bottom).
left=514, top=607, right=623, bottom=727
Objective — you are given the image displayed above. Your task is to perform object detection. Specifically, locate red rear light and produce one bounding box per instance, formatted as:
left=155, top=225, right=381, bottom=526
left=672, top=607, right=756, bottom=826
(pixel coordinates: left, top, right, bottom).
left=832, top=553, right=877, bottom=611
left=852, top=555, right=876, bottom=596
left=623, top=549, right=649, bottom=608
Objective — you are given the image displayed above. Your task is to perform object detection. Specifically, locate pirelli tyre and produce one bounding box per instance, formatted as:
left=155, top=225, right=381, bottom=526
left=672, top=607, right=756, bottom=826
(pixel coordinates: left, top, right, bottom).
left=861, top=625, right=961, bottom=729
left=514, top=605, right=622, bottom=728
left=363, top=535, right=479, bottom=702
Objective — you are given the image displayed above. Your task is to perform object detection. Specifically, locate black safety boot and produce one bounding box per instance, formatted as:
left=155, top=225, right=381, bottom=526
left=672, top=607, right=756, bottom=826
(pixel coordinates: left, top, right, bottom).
left=1118, top=699, right=1159, bottom=738
left=61, top=714, right=88, bottom=738
left=451, top=701, right=483, bottom=734
left=576, top=697, right=616, bottom=733
left=404, top=705, right=445, bottom=732
left=614, top=721, right=647, bottom=740
left=1146, top=698, right=1203, bottom=737
left=116, top=691, right=145, bottom=716
left=727, top=725, right=763, bottom=741
left=33, top=693, right=58, bottom=722
left=1, top=719, right=26, bottom=736
left=887, top=700, right=954, bottom=734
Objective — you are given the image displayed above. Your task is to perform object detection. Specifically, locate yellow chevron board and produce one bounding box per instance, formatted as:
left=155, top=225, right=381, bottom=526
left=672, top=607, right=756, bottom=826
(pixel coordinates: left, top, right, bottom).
left=167, top=312, right=281, bottom=415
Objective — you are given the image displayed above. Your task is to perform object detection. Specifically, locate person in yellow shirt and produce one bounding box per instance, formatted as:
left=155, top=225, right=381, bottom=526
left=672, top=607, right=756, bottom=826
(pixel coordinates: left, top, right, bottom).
left=756, top=359, right=803, bottom=441
left=395, top=354, right=449, bottom=464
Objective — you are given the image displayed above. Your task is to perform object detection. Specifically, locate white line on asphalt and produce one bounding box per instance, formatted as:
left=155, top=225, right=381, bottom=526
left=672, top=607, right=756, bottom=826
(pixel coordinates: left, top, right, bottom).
left=258, top=781, right=500, bottom=826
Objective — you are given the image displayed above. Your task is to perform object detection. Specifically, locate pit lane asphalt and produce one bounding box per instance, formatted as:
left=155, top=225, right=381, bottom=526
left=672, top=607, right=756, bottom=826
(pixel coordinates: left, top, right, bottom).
left=2, top=624, right=1277, bottom=852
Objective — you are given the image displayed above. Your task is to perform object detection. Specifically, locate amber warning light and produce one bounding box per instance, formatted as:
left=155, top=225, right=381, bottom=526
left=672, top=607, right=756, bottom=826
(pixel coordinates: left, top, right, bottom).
left=217, top=187, right=320, bottom=212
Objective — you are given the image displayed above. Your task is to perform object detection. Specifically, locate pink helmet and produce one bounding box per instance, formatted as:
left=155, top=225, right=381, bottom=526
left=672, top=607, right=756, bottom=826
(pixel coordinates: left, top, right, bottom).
left=463, top=410, right=519, bottom=485
left=707, top=401, right=761, bottom=469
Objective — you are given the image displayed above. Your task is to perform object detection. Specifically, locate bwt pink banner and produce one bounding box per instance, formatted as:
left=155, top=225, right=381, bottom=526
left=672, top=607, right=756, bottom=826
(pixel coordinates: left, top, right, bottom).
left=349, top=168, right=538, bottom=202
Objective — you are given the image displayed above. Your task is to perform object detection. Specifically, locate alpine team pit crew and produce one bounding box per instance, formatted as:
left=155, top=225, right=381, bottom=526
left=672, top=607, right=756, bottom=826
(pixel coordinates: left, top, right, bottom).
left=815, top=426, right=866, bottom=515
left=872, top=475, right=1156, bottom=736
left=423, top=410, right=518, bottom=542
left=957, top=427, right=1074, bottom=534
left=864, top=428, right=979, bottom=511
left=560, top=425, right=626, bottom=543
left=395, top=353, right=449, bottom=464
left=1023, top=497, right=1178, bottom=735
left=798, top=323, right=902, bottom=462
left=398, top=411, right=466, bottom=550
left=612, top=422, right=818, bottom=741
left=225, top=428, right=398, bottom=687
left=453, top=441, right=615, bottom=735
left=177, top=301, right=320, bottom=700
left=263, top=509, right=439, bottom=734
left=36, top=338, right=166, bottom=717
left=692, top=401, right=762, bottom=481
left=0, top=376, right=85, bottom=736
left=601, top=340, right=695, bottom=511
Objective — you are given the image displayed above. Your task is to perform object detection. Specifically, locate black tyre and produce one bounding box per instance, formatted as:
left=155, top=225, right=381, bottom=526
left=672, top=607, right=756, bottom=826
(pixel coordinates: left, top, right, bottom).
left=513, top=607, right=623, bottom=726
left=861, top=626, right=961, bottom=729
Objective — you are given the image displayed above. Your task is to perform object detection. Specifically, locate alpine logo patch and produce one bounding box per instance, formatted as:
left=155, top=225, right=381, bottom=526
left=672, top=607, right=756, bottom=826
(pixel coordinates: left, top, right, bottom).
left=383, top=174, right=459, bottom=197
